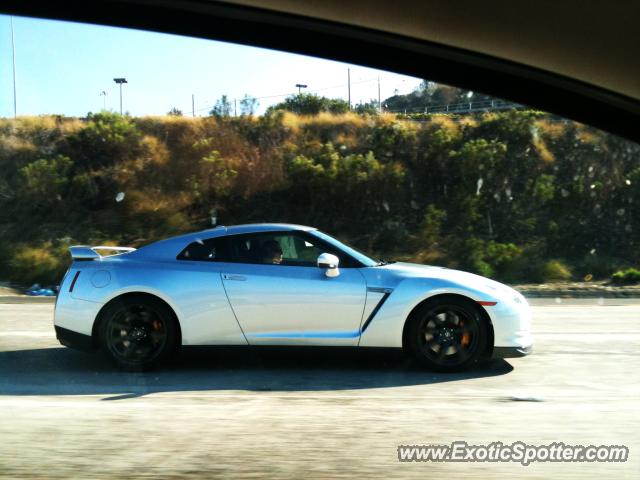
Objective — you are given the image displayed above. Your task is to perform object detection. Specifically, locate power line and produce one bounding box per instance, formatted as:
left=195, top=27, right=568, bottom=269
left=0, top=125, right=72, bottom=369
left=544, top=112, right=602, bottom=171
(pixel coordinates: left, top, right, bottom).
left=175, top=77, right=381, bottom=115
left=10, top=17, right=17, bottom=118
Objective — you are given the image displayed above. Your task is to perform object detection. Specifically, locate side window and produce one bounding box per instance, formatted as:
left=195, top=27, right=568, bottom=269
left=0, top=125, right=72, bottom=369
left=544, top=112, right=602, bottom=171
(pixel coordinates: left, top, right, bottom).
left=227, top=234, right=262, bottom=264
left=277, top=234, right=323, bottom=266
left=303, top=233, right=361, bottom=268
left=226, top=232, right=361, bottom=267
left=177, top=237, right=230, bottom=262
left=227, top=232, right=318, bottom=266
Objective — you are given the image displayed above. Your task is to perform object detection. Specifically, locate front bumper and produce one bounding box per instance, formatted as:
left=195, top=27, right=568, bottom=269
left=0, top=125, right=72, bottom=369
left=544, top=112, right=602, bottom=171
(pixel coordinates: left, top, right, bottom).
left=483, top=292, right=533, bottom=359
left=55, top=325, right=96, bottom=352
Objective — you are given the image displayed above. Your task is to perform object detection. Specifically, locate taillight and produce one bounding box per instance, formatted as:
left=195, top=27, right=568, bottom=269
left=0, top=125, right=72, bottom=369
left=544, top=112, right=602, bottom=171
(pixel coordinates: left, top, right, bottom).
left=69, top=271, right=81, bottom=292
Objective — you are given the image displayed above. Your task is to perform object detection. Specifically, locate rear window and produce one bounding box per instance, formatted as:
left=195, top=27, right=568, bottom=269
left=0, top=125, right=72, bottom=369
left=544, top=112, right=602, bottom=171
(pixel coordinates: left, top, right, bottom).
left=176, top=237, right=230, bottom=262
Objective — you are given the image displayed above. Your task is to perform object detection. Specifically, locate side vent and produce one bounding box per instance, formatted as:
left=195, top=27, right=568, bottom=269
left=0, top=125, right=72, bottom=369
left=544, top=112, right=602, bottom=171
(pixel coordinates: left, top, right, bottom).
left=69, top=271, right=81, bottom=292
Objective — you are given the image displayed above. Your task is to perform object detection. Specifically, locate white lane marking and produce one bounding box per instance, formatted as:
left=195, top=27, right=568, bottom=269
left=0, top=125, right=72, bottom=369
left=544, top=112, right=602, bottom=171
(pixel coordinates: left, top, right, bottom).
left=0, top=331, right=55, bottom=337
left=534, top=333, right=640, bottom=341
left=0, top=394, right=638, bottom=408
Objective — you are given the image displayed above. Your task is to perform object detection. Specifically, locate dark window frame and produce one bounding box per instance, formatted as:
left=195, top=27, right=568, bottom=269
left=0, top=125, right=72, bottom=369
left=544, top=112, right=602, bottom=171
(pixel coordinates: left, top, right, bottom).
left=176, top=236, right=231, bottom=263
left=179, top=230, right=365, bottom=268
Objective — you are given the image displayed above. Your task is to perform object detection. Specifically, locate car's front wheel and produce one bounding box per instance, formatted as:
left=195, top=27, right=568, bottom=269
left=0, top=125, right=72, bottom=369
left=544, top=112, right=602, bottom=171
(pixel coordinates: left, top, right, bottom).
left=99, top=295, right=178, bottom=371
left=405, top=296, right=488, bottom=372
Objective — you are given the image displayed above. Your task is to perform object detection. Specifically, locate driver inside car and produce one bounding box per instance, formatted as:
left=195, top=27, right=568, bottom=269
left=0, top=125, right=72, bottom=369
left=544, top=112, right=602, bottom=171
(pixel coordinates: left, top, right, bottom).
left=260, top=240, right=283, bottom=264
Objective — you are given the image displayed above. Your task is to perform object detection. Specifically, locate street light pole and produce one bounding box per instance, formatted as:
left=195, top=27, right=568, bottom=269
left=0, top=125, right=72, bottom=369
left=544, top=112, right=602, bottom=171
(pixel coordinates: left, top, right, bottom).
left=10, top=17, right=17, bottom=118
left=295, top=83, right=307, bottom=95
left=100, top=91, right=107, bottom=110
left=347, top=68, right=351, bottom=110
left=113, top=78, right=128, bottom=114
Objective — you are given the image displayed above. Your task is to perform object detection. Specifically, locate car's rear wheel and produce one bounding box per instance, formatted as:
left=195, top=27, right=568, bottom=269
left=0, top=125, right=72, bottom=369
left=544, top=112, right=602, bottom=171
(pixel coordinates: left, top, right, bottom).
left=99, top=295, right=178, bottom=371
left=405, top=297, right=488, bottom=372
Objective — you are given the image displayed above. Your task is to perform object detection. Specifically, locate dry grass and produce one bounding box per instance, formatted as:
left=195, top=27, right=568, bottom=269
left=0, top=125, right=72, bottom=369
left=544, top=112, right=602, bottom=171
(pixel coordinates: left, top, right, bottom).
left=139, top=135, right=170, bottom=166
left=0, top=135, right=37, bottom=157
left=125, top=189, right=192, bottom=214
left=575, top=126, right=601, bottom=145
left=427, top=114, right=461, bottom=136
left=532, top=137, right=555, bottom=163
left=535, top=119, right=566, bottom=139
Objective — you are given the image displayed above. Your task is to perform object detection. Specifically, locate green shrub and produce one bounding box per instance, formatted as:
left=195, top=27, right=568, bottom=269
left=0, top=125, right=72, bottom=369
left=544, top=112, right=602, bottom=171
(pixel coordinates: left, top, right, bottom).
left=446, top=238, right=525, bottom=281
left=414, top=205, right=446, bottom=249
left=9, top=243, right=69, bottom=286
left=574, top=254, right=622, bottom=280
left=611, top=268, right=640, bottom=285
left=502, top=253, right=571, bottom=284
left=486, top=241, right=523, bottom=279
left=444, top=237, right=491, bottom=277
left=541, top=260, right=573, bottom=282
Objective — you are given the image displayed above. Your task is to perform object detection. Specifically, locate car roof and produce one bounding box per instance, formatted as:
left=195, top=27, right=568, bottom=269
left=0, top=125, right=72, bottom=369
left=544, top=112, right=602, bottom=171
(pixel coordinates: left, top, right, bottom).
left=132, top=224, right=316, bottom=259
left=221, top=223, right=316, bottom=236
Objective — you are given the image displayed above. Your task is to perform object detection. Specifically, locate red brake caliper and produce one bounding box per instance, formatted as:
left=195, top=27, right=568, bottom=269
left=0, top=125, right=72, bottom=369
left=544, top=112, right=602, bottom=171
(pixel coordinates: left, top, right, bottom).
left=460, top=320, right=471, bottom=347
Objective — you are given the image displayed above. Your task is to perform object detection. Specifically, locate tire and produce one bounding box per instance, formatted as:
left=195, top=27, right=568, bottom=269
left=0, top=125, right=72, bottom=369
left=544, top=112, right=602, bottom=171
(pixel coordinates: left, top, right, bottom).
left=405, top=296, right=488, bottom=372
left=99, top=295, right=178, bottom=371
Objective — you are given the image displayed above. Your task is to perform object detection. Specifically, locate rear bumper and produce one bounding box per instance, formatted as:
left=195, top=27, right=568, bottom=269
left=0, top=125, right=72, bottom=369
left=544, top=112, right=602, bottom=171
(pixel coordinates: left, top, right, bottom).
left=55, top=325, right=96, bottom=352
left=492, top=345, right=532, bottom=358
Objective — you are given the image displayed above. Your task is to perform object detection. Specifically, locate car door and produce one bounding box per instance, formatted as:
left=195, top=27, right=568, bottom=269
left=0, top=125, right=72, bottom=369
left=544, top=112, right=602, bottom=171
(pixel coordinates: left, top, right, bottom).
left=220, top=231, right=367, bottom=346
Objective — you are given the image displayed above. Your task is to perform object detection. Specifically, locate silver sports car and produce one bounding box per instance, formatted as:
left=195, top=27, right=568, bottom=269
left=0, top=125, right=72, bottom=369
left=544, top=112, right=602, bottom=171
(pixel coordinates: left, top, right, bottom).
left=54, top=224, right=532, bottom=371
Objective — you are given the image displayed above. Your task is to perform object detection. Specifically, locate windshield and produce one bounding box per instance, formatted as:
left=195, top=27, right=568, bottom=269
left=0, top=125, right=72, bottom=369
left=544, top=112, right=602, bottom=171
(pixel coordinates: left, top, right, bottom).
left=310, top=230, right=380, bottom=267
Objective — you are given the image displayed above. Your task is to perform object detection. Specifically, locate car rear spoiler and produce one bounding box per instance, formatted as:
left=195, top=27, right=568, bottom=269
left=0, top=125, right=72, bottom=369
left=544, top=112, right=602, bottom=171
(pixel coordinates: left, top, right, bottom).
left=69, top=245, right=136, bottom=260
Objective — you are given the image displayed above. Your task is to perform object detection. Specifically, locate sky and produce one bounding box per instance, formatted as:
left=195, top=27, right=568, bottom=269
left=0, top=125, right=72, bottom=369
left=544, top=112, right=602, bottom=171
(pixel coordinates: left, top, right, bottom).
left=0, top=14, right=423, bottom=117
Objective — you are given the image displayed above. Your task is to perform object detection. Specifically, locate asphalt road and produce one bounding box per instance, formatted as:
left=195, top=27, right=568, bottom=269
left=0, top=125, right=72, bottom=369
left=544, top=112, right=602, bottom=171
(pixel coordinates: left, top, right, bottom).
left=1, top=301, right=639, bottom=479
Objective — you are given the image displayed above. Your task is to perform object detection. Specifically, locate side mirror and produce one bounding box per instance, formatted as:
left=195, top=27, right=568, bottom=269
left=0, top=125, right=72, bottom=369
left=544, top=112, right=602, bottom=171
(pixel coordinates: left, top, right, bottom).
left=317, top=253, right=340, bottom=278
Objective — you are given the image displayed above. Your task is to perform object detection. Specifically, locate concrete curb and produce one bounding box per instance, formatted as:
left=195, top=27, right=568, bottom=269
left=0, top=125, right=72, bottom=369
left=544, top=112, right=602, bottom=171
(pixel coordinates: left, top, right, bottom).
left=522, top=292, right=640, bottom=298
left=1, top=287, right=639, bottom=304
left=0, top=296, right=56, bottom=304
left=515, top=288, right=640, bottom=298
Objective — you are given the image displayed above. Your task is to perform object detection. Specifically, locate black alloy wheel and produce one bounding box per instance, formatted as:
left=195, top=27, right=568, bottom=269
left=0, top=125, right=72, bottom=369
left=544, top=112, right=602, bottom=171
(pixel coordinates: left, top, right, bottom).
left=100, top=295, right=178, bottom=370
left=406, top=297, right=488, bottom=371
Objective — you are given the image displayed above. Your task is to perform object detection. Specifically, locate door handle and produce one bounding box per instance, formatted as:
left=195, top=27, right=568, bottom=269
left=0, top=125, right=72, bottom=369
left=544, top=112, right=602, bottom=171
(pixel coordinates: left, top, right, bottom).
left=222, top=274, right=247, bottom=281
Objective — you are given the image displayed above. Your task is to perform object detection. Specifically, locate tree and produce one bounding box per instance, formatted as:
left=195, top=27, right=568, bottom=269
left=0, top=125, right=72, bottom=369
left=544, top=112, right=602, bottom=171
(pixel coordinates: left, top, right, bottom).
left=209, top=95, right=232, bottom=117
left=167, top=107, right=183, bottom=116
left=354, top=100, right=380, bottom=115
left=240, top=94, right=259, bottom=116
left=325, top=98, right=350, bottom=114
left=382, top=80, right=498, bottom=113
left=266, top=93, right=349, bottom=115
left=63, top=112, right=141, bottom=169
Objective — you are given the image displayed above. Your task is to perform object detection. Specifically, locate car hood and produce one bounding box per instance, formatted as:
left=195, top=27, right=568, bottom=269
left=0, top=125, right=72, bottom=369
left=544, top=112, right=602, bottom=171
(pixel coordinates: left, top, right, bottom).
left=371, top=262, right=518, bottom=297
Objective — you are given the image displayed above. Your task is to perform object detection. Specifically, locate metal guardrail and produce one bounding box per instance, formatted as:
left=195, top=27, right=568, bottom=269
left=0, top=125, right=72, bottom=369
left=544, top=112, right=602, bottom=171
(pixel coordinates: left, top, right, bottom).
left=388, top=99, right=524, bottom=115
left=425, top=99, right=523, bottom=114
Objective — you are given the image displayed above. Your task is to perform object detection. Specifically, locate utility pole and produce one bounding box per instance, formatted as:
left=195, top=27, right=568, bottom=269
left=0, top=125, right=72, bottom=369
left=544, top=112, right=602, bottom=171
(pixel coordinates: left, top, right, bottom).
left=10, top=17, right=17, bottom=118
left=234, top=98, right=237, bottom=116
left=347, top=68, right=351, bottom=110
left=377, top=76, right=381, bottom=113
left=113, top=78, right=128, bottom=114
left=192, top=94, right=195, bottom=117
